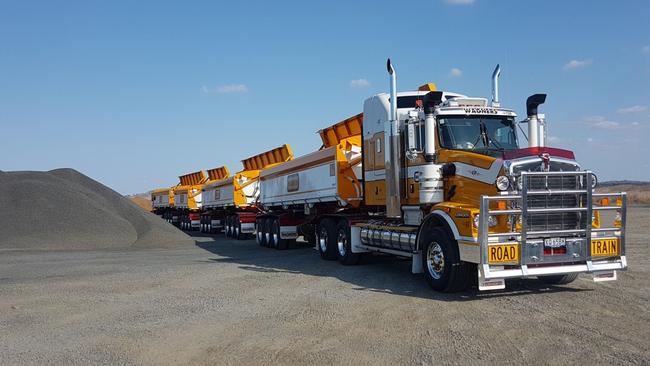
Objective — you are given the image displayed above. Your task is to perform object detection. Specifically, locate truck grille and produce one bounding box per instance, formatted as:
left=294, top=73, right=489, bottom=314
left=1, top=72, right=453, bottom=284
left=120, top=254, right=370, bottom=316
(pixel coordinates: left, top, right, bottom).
left=525, top=174, right=588, bottom=235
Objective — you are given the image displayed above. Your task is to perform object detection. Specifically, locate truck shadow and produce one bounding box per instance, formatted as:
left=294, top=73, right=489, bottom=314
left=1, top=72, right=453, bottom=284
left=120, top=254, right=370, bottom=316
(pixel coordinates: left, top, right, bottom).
left=193, top=233, right=592, bottom=302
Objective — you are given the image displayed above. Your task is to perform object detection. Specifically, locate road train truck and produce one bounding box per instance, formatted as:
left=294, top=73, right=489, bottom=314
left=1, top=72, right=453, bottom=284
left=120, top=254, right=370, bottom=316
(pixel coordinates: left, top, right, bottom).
left=254, top=59, right=627, bottom=292
left=200, top=145, right=293, bottom=239
left=151, top=171, right=213, bottom=229
left=151, top=187, right=175, bottom=223
left=172, top=171, right=208, bottom=230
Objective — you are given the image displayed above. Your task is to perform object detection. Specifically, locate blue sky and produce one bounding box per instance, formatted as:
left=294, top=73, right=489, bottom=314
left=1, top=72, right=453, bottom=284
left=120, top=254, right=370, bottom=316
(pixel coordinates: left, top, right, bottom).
left=1, top=0, right=649, bottom=194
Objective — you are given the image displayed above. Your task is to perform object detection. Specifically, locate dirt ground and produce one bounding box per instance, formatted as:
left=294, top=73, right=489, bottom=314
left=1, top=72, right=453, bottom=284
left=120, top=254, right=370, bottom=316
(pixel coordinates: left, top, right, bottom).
left=1, top=207, right=648, bottom=366
left=129, top=196, right=153, bottom=212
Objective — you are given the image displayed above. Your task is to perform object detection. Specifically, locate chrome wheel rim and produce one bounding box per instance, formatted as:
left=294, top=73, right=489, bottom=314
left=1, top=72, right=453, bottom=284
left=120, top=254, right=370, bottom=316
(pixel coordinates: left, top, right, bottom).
left=319, top=229, right=327, bottom=253
left=272, top=222, right=279, bottom=244
left=337, top=230, right=347, bottom=257
left=426, top=242, right=445, bottom=280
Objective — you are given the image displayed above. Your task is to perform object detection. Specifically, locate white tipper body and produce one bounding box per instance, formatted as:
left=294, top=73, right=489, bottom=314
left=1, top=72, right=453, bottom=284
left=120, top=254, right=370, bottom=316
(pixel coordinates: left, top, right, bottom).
left=259, top=145, right=362, bottom=207
left=202, top=176, right=259, bottom=208
left=173, top=189, right=202, bottom=209
left=152, top=193, right=170, bottom=208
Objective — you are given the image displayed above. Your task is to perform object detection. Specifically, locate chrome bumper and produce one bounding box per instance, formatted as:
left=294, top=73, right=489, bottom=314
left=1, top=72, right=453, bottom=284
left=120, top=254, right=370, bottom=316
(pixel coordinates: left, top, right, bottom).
left=477, top=171, right=627, bottom=289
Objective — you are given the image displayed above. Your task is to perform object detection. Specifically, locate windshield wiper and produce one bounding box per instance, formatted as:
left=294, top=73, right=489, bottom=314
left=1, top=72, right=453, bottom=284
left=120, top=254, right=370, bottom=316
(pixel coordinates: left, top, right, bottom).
left=481, top=120, right=505, bottom=150
left=489, top=137, right=504, bottom=150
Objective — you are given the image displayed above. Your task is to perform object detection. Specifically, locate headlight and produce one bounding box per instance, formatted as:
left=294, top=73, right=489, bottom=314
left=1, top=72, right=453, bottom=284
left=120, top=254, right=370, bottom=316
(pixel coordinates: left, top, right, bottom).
left=473, top=214, right=498, bottom=228
left=496, top=176, right=510, bottom=191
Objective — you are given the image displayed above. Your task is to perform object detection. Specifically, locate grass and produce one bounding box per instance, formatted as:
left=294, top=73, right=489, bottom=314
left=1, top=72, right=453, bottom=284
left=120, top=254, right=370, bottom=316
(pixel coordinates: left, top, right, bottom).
left=596, top=184, right=650, bottom=205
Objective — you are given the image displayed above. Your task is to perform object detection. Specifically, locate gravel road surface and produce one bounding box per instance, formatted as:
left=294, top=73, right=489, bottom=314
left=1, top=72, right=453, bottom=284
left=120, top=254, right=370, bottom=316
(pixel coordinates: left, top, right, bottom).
left=1, top=207, right=648, bottom=365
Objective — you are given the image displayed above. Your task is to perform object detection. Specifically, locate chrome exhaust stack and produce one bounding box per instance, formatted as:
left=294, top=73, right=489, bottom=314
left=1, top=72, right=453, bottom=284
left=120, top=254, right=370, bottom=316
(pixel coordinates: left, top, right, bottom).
left=526, top=94, right=547, bottom=147
left=491, top=64, right=501, bottom=107
left=385, top=58, right=402, bottom=218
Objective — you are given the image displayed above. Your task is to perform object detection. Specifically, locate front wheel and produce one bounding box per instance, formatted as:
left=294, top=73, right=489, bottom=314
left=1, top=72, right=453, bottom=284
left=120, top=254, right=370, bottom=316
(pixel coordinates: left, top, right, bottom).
left=421, top=228, right=472, bottom=292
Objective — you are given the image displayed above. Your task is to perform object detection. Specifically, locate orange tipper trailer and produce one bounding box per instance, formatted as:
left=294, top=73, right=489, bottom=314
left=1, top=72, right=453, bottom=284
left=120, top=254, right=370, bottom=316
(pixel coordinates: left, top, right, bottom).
left=255, top=113, right=364, bottom=249
left=173, top=170, right=208, bottom=230
left=252, top=59, right=627, bottom=292
left=195, top=165, right=230, bottom=233
left=199, top=145, right=293, bottom=238
left=151, top=187, right=175, bottom=223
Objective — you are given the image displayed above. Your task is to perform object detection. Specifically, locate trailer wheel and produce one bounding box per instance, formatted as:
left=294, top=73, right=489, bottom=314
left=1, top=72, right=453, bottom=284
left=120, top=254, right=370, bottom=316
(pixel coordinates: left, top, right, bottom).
left=421, top=228, right=471, bottom=292
left=537, top=273, right=579, bottom=285
left=256, top=219, right=266, bottom=246
left=226, top=216, right=234, bottom=238
left=265, top=218, right=276, bottom=248
left=272, top=219, right=288, bottom=250
left=336, top=220, right=360, bottom=265
left=232, top=217, right=239, bottom=239
left=317, top=219, right=338, bottom=260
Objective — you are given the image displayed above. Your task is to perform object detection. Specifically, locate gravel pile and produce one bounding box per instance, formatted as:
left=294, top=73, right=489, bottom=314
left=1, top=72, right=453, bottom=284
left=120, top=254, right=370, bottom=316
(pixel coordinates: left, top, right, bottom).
left=0, top=168, right=192, bottom=250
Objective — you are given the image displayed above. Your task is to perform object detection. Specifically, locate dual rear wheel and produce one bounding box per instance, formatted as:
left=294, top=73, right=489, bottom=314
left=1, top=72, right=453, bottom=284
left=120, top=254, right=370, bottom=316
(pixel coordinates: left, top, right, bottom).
left=317, top=218, right=360, bottom=265
left=225, top=216, right=242, bottom=239
left=256, top=217, right=292, bottom=250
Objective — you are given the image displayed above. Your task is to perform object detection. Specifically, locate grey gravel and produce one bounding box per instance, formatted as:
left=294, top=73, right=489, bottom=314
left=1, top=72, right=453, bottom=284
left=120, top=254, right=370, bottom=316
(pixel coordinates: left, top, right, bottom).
left=0, top=207, right=648, bottom=365
left=0, top=168, right=192, bottom=250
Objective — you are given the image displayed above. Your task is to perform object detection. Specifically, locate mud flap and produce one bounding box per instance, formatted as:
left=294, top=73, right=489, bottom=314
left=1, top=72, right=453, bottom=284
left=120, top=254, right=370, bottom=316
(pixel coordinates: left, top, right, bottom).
left=411, top=251, right=423, bottom=274
left=350, top=226, right=369, bottom=254
left=593, top=270, right=617, bottom=282
left=478, top=267, right=505, bottom=291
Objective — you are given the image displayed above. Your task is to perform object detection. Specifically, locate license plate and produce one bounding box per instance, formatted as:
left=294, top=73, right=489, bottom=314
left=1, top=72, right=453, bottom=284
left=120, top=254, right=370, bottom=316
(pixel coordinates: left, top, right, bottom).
left=544, top=237, right=566, bottom=248
left=488, top=244, right=519, bottom=264
left=591, top=238, right=619, bottom=257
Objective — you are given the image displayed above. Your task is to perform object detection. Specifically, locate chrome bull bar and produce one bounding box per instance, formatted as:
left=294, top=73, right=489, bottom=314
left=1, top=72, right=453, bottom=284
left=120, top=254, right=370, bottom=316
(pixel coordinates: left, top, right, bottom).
left=478, top=171, right=627, bottom=284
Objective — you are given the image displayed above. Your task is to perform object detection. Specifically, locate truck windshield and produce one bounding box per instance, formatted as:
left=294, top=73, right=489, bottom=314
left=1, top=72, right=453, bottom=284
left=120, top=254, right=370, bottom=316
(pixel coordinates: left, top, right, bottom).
left=438, top=116, right=518, bottom=152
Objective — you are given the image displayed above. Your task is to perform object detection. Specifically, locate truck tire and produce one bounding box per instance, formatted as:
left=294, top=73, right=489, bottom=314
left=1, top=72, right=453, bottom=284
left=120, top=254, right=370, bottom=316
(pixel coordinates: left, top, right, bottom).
left=265, top=218, right=277, bottom=248
left=224, top=216, right=231, bottom=237
left=317, top=219, right=338, bottom=260
left=227, top=216, right=234, bottom=238
left=272, top=219, right=288, bottom=250
left=421, top=228, right=472, bottom=292
left=233, top=217, right=242, bottom=240
left=256, top=219, right=266, bottom=246
left=538, top=273, right=579, bottom=285
left=336, top=220, right=361, bottom=265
